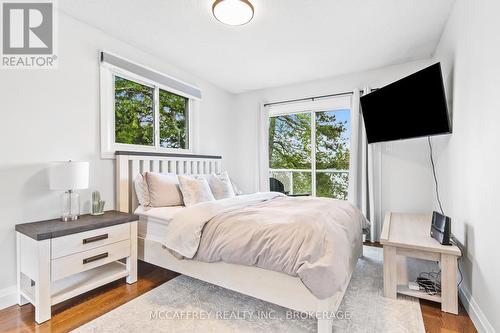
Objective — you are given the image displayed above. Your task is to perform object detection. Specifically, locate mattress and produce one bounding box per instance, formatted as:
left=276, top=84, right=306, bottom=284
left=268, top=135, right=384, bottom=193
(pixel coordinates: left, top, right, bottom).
left=134, top=206, right=185, bottom=243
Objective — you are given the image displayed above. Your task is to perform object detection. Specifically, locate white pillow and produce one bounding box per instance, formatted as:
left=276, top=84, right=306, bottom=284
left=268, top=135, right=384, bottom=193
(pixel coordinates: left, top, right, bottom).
left=145, top=172, right=184, bottom=207
left=178, top=175, right=215, bottom=207
left=230, top=178, right=244, bottom=195
left=134, top=173, right=150, bottom=206
left=208, top=171, right=236, bottom=200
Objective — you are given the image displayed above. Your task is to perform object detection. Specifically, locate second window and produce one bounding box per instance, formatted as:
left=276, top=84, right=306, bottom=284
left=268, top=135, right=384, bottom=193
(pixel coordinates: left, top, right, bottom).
left=269, top=104, right=351, bottom=199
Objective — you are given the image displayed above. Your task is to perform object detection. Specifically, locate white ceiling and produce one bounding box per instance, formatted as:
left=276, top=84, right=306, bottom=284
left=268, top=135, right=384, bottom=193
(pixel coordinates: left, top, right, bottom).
left=59, top=0, right=455, bottom=94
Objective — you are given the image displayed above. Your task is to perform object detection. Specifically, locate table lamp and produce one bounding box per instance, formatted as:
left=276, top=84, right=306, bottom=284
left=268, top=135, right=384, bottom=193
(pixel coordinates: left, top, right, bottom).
left=49, top=161, right=89, bottom=221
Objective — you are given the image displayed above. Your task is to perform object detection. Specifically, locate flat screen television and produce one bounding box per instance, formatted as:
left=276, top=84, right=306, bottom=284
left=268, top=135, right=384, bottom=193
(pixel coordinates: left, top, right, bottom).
left=360, top=63, right=451, bottom=144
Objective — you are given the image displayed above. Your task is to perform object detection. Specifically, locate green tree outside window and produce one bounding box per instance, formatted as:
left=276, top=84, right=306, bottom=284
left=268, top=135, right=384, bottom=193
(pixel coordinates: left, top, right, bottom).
left=269, top=109, right=350, bottom=199
left=114, top=76, right=154, bottom=146
left=159, top=89, right=188, bottom=149
left=114, top=75, right=189, bottom=150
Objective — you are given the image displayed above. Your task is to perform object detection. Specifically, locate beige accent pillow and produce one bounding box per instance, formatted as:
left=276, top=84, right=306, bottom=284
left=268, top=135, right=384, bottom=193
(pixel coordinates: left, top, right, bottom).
left=134, top=173, right=150, bottom=206
left=178, top=175, right=215, bottom=207
left=145, top=172, right=183, bottom=207
left=208, top=171, right=236, bottom=200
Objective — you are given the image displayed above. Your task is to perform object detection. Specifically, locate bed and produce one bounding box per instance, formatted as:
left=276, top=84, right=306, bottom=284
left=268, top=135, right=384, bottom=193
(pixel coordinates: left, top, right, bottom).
left=116, top=151, right=366, bottom=333
left=135, top=205, right=183, bottom=244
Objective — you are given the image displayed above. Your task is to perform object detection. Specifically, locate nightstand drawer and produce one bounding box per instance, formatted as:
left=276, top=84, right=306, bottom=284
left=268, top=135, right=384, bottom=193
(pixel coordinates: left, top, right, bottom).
left=51, top=239, right=131, bottom=281
left=51, top=223, right=130, bottom=259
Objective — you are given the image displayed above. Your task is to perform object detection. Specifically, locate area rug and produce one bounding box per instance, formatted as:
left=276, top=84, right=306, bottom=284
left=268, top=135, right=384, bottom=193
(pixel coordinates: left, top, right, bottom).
left=73, top=246, right=425, bottom=333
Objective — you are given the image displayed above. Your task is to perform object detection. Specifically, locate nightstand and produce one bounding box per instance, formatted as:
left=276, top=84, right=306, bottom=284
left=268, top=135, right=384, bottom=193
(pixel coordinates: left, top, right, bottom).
left=15, top=211, right=138, bottom=324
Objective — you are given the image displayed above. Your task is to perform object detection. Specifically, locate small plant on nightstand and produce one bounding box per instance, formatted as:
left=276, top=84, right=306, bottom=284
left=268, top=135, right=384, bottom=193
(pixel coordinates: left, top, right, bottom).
left=91, top=191, right=105, bottom=216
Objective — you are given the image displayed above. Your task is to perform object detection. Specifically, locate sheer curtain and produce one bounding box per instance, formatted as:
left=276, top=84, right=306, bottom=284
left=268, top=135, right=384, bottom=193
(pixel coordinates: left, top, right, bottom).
left=348, top=88, right=377, bottom=241
left=258, top=103, right=270, bottom=191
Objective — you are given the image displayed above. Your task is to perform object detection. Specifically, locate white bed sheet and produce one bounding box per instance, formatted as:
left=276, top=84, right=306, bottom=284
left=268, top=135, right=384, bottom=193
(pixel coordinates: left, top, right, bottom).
left=135, top=206, right=185, bottom=242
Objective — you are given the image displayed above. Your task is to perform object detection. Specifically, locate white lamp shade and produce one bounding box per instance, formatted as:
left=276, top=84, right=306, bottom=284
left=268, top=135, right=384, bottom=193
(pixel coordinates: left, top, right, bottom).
left=49, top=161, right=89, bottom=190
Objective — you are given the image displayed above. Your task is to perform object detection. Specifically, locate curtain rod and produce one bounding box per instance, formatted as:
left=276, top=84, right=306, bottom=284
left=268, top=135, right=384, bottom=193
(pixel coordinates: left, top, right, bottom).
left=263, top=88, right=378, bottom=107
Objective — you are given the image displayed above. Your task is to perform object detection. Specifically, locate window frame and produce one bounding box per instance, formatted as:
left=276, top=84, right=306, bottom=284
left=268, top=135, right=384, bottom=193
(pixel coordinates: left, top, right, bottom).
left=268, top=95, right=352, bottom=197
left=100, top=62, right=196, bottom=159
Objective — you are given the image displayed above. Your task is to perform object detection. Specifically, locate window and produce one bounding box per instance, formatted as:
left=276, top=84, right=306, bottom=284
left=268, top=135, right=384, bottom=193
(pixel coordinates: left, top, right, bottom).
left=111, top=74, right=190, bottom=151
left=100, top=53, right=200, bottom=158
left=314, top=109, right=351, bottom=199
left=268, top=98, right=351, bottom=199
left=159, top=89, right=189, bottom=149
left=114, top=76, right=155, bottom=146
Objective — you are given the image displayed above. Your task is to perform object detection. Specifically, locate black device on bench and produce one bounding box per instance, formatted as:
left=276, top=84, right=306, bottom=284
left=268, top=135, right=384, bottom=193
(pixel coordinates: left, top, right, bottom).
left=430, top=211, right=452, bottom=245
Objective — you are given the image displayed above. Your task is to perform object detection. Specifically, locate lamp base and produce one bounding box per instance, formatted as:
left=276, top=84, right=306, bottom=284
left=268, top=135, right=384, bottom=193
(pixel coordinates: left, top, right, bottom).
left=61, top=190, right=81, bottom=222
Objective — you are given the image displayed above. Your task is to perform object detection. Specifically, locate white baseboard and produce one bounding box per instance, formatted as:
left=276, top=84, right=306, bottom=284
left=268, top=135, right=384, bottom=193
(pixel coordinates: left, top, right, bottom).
left=459, top=285, right=495, bottom=333
left=0, top=285, right=17, bottom=310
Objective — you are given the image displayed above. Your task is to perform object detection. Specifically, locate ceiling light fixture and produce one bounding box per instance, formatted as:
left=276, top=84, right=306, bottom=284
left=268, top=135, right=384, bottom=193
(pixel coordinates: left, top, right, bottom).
left=212, top=0, right=254, bottom=26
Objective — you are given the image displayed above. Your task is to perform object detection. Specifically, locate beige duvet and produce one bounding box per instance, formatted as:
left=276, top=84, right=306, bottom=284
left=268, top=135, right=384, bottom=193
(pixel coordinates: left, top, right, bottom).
left=162, top=192, right=369, bottom=299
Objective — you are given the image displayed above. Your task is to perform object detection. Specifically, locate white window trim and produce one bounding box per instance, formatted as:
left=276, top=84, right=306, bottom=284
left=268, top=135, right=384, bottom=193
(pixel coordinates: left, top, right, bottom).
left=268, top=95, right=351, bottom=117
left=100, top=60, right=198, bottom=159
left=268, top=95, right=352, bottom=197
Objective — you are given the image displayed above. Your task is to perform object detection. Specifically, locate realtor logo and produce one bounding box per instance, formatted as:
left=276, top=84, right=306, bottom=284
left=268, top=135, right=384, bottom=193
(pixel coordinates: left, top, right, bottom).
left=1, top=0, right=57, bottom=68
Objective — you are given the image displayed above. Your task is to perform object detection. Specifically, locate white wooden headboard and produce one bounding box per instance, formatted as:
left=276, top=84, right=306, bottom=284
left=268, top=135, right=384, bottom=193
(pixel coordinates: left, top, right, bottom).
left=115, top=151, right=222, bottom=213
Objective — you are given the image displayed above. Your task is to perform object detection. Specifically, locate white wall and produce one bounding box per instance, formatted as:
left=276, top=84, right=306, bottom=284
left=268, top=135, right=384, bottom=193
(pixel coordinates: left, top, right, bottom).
left=6, top=6, right=495, bottom=328
left=229, top=59, right=438, bottom=234
left=433, top=0, right=500, bottom=331
left=0, top=11, right=235, bottom=297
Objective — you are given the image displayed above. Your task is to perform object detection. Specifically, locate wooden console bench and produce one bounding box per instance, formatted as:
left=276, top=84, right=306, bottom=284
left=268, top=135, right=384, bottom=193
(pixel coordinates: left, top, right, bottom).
left=380, top=212, right=461, bottom=314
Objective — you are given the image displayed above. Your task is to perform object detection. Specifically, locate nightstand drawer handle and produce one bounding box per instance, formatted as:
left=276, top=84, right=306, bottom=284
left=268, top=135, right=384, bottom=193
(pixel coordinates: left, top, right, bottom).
left=82, top=234, right=108, bottom=244
left=82, top=252, right=108, bottom=264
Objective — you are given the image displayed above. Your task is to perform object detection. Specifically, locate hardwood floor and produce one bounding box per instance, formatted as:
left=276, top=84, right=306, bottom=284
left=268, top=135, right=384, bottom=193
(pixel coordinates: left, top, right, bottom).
left=0, top=261, right=178, bottom=333
left=0, top=256, right=477, bottom=333
left=420, top=299, right=476, bottom=333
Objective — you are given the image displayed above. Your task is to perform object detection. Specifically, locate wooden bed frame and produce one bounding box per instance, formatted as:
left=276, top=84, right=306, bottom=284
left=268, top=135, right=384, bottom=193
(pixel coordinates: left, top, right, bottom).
left=115, top=151, right=362, bottom=333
